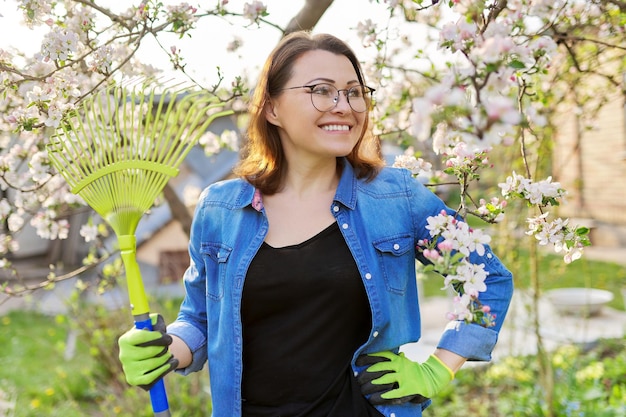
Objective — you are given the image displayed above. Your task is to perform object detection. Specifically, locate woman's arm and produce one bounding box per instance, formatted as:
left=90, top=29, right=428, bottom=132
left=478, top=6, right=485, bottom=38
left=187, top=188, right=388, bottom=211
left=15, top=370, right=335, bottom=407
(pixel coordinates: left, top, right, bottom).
left=433, top=348, right=466, bottom=373
left=170, top=334, right=193, bottom=369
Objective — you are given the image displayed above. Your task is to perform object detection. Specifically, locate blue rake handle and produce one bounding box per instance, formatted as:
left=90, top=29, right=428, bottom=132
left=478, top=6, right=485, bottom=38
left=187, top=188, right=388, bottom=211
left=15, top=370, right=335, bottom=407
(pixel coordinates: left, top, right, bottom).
left=119, top=235, right=171, bottom=417
left=135, top=316, right=171, bottom=417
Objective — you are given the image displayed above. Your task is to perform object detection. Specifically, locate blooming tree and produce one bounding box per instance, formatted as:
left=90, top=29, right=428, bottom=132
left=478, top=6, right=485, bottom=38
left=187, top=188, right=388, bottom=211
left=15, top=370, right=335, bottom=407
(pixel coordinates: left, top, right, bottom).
left=368, top=0, right=612, bottom=262
left=0, top=0, right=624, bottom=330
left=0, top=0, right=293, bottom=293
left=362, top=2, right=623, bottom=413
left=1, top=2, right=625, bottom=413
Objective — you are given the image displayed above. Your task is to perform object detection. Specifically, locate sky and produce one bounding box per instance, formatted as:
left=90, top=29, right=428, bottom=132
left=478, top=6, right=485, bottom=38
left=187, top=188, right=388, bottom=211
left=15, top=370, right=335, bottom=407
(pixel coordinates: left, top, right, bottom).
left=0, top=0, right=405, bottom=87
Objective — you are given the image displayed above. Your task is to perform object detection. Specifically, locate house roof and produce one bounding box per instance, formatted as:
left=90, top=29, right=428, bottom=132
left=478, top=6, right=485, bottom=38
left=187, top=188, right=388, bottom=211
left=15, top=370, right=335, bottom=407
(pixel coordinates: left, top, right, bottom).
left=134, top=115, right=240, bottom=246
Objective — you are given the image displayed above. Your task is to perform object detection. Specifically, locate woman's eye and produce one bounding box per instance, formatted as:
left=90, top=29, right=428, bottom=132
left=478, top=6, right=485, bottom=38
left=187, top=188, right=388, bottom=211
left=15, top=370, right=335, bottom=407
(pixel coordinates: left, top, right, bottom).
left=312, top=85, right=333, bottom=96
left=349, top=88, right=364, bottom=98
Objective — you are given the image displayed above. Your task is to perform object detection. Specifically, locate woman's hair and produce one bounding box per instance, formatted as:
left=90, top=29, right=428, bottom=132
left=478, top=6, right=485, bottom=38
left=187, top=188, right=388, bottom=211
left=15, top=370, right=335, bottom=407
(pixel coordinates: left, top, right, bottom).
left=233, top=31, right=384, bottom=194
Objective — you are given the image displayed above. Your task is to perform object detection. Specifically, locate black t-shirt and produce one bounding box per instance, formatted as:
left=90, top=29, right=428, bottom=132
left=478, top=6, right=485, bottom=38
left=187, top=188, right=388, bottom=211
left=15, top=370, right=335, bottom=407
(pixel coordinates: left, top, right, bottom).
left=241, top=222, right=383, bottom=417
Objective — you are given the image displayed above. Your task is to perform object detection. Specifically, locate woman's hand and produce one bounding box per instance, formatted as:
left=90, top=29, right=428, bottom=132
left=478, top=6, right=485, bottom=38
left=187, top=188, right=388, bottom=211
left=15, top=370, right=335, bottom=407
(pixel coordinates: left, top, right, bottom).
left=356, top=351, right=454, bottom=405
left=118, top=313, right=179, bottom=390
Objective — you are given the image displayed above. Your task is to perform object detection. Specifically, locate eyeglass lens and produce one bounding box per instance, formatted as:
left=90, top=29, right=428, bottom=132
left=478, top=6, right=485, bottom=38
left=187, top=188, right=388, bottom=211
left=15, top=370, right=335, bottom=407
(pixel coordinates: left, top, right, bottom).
left=309, top=84, right=371, bottom=113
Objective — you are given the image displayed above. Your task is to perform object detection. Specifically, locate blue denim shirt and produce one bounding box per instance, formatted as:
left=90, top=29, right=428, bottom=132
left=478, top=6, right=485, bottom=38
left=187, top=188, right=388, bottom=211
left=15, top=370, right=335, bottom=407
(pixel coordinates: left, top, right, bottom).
left=167, top=159, right=514, bottom=417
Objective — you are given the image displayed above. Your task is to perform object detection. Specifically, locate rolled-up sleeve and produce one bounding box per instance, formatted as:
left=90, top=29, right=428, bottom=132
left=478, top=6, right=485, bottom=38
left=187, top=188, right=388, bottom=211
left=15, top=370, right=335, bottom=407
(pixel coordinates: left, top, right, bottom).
left=437, top=248, right=514, bottom=361
left=168, top=318, right=208, bottom=375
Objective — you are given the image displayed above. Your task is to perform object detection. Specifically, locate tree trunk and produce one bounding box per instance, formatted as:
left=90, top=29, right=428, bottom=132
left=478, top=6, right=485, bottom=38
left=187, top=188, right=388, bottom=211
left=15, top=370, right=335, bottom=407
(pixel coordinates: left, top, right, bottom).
left=284, top=0, right=334, bottom=35
left=163, top=183, right=193, bottom=237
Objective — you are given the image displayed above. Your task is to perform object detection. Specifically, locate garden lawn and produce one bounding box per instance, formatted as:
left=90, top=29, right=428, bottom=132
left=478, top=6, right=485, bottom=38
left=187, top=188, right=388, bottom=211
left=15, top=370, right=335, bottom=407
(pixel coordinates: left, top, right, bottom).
left=0, top=298, right=212, bottom=417
left=0, top=310, right=99, bottom=417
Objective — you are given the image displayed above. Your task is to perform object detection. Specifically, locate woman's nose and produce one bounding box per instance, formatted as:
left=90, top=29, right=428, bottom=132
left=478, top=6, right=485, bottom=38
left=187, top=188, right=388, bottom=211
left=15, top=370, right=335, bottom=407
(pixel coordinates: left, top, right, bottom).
left=332, top=91, right=351, bottom=112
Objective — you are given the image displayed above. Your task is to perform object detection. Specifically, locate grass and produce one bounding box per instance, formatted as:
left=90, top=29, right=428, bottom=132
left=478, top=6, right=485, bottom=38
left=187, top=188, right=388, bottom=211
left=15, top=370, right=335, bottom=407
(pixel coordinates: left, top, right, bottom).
left=0, top=311, right=99, bottom=417
left=0, top=298, right=211, bottom=417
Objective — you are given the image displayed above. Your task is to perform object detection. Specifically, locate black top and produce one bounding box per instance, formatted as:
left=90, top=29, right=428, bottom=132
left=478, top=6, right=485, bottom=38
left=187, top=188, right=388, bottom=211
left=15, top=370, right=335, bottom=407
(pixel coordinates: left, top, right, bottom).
left=241, top=222, right=382, bottom=417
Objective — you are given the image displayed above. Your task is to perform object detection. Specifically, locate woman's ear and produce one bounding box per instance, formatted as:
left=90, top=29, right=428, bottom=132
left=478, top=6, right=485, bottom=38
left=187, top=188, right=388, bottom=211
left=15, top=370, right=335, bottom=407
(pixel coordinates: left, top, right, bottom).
left=265, top=100, right=281, bottom=126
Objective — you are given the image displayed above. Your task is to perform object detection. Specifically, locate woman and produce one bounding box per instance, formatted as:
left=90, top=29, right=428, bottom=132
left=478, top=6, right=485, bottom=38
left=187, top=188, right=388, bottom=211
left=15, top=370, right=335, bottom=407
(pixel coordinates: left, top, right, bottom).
left=118, top=31, right=514, bottom=417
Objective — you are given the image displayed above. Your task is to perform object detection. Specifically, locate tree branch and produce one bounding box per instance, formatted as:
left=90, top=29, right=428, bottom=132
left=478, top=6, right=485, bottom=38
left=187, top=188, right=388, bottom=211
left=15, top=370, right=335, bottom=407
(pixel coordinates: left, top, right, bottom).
left=163, top=182, right=193, bottom=238
left=283, top=0, right=334, bottom=35
left=1, top=252, right=113, bottom=303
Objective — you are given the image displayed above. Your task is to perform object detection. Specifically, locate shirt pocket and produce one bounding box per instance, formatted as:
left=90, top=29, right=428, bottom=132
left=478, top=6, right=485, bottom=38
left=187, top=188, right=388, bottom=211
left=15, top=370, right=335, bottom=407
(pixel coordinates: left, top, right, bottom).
left=373, top=234, right=414, bottom=295
left=201, top=242, right=233, bottom=301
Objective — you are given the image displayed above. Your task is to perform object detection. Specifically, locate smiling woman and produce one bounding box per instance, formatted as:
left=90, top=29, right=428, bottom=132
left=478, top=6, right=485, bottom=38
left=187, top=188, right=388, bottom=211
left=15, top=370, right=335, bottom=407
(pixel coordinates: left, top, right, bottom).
left=116, top=30, right=514, bottom=417
left=263, top=51, right=371, bottom=172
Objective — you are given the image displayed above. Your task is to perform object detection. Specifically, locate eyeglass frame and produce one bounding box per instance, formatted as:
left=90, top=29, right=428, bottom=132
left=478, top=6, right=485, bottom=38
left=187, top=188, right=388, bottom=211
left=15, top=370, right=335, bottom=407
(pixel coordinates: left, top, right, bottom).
left=279, top=83, right=376, bottom=113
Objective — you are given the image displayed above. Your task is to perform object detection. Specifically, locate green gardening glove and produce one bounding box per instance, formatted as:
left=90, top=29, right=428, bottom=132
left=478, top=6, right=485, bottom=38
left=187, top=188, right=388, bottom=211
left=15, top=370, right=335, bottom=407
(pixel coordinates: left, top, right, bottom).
left=356, top=351, right=454, bottom=405
left=118, top=313, right=178, bottom=391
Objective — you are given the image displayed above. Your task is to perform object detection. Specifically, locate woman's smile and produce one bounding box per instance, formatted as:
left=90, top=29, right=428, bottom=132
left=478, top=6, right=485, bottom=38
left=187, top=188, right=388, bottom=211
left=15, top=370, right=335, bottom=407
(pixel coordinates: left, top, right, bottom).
left=320, top=123, right=352, bottom=132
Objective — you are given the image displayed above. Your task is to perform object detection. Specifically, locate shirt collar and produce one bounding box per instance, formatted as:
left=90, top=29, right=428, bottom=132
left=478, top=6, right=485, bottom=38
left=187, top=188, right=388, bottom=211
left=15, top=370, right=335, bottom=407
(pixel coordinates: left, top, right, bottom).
left=334, top=158, right=358, bottom=210
left=233, top=181, right=259, bottom=211
left=242, top=158, right=358, bottom=212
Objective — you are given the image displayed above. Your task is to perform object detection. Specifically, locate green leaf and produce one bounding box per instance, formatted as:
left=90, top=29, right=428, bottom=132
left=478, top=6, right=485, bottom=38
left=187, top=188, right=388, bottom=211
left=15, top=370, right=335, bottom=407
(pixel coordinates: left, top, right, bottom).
left=575, top=227, right=590, bottom=236
left=451, top=252, right=465, bottom=263
left=485, top=63, right=499, bottom=73
left=509, top=60, right=526, bottom=69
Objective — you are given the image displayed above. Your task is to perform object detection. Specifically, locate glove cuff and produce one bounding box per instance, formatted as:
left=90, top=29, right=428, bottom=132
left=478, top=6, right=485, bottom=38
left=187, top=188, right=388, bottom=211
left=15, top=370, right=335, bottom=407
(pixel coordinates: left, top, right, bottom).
left=427, top=354, right=455, bottom=380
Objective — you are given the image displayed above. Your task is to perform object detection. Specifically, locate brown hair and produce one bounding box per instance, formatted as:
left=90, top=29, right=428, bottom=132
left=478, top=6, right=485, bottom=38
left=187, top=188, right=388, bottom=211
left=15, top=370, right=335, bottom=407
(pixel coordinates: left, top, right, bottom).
left=233, top=31, right=384, bottom=195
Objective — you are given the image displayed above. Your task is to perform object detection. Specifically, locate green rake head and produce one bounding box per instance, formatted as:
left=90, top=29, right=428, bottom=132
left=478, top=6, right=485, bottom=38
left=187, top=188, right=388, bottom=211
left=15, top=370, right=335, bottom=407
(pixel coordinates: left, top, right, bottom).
left=48, top=78, right=231, bottom=237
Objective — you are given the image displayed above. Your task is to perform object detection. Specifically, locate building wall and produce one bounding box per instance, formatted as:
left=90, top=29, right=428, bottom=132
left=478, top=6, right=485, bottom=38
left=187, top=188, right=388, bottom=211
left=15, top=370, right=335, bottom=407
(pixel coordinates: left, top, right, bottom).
left=553, top=89, right=626, bottom=246
left=136, top=220, right=188, bottom=265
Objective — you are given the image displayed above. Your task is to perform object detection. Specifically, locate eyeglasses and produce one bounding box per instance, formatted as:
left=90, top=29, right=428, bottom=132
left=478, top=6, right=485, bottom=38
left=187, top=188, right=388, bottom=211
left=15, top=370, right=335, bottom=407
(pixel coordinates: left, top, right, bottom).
left=281, top=83, right=375, bottom=113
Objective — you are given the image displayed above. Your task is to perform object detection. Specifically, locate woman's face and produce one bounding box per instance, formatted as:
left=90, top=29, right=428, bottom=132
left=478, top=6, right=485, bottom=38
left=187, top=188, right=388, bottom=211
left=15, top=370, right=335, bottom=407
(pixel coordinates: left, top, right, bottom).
left=265, top=49, right=367, bottom=164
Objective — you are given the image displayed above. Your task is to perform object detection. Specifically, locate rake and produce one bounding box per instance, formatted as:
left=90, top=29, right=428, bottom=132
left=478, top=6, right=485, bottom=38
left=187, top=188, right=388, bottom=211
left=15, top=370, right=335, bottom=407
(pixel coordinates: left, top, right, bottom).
left=47, top=78, right=232, bottom=416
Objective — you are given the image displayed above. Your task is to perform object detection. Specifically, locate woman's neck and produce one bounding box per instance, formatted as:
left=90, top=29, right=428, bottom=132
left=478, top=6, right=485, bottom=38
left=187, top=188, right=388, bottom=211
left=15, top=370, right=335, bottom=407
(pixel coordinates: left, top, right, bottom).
left=281, top=158, right=339, bottom=198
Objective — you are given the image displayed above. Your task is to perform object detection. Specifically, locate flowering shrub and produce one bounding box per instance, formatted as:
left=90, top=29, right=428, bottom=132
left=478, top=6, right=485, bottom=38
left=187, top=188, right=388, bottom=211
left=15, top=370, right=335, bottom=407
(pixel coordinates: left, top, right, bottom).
left=417, top=209, right=496, bottom=327
left=499, top=172, right=590, bottom=263
left=430, top=337, right=626, bottom=417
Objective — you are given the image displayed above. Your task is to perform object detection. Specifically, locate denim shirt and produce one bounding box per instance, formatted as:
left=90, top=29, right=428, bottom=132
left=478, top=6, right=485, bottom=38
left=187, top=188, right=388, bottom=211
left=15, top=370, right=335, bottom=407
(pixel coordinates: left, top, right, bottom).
left=167, top=159, right=514, bottom=417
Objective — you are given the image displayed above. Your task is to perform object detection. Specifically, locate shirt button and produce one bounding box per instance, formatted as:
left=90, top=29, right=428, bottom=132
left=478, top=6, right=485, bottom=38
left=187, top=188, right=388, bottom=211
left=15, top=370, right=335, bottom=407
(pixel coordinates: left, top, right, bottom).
left=393, top=243, right=400, bottom=250
left=333, top=205, right=340, bottom=212
left=365, top=273, right=372, bottom=280
left=342, top=223, right=349, bottom=229
left=373, top=331, right=379, bottom=337
left=487, top=253, right=493, bottom=258
left=390, top=414, right=396, bottom=417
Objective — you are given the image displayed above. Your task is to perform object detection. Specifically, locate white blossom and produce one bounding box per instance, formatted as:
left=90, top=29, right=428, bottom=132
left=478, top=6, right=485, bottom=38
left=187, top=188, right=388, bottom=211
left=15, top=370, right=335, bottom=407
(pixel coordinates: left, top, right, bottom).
left=87, top=45, right=114, bottom=74
left=79, top=224, right=98, bottom=243
left=393, top=151, right=433, bottom=178
left=220, top=130, right=239, bottom=151
left=243, top=1, right=266, bottom=23
left=40, top=27, right=80, bottom=62
left=7, top=213, right=24, bottom=232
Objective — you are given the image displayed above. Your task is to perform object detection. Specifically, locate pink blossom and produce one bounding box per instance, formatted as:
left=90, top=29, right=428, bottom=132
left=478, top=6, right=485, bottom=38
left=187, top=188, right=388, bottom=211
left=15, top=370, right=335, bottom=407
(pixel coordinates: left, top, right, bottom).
left=423, top=249, right=440, bottom=260
left=437, top=240, right=454, bottom=252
